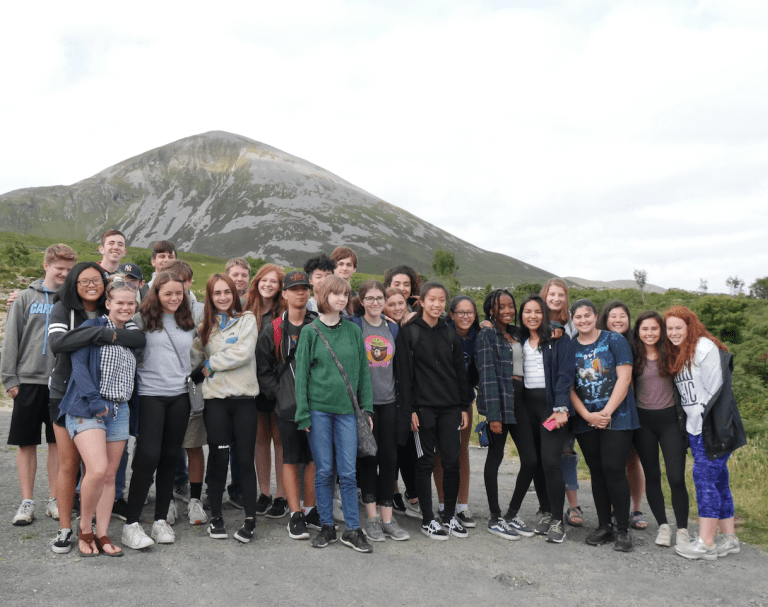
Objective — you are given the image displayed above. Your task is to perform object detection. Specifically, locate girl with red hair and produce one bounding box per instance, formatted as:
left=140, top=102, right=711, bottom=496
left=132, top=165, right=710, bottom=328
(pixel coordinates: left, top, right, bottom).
left=664, top=306, right=746, bottom=561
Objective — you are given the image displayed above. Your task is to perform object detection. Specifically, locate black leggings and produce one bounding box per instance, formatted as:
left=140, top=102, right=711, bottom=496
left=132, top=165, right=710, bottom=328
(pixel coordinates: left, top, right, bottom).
left=634, top=407, right=689, bottom=529
left=204, top=397, right=258, bottom=518
left=577, top=428, right=634, bottom=532
left=126, top=393, right=190, bottom=524
left=358, top=402, right=398, bottom=507
left=397, top=433, right=418, bottom=498
left=484, top=380, right=545, bottom=518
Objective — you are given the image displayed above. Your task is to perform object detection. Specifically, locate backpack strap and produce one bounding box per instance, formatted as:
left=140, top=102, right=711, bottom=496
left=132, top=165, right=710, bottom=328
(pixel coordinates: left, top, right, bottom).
left=273, top=316, right=283, bottom=360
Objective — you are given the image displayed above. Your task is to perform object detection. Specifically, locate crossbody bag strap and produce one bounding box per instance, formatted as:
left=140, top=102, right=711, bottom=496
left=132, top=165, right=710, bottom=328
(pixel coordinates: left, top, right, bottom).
left=308, top=323, right=362, bottom=415
left=163, top=327, right=188, bottom=372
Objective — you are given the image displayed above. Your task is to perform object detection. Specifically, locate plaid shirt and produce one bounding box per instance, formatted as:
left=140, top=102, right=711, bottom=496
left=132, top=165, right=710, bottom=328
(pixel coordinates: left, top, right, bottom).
left=99, top=317, right=136, bottom=403
left=476, top=326, right=519, bottom=424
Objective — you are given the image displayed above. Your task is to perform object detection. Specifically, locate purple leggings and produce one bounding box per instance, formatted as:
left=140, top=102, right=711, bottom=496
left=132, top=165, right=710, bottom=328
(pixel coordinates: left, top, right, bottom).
left=689, top=433, right=734, bottom=519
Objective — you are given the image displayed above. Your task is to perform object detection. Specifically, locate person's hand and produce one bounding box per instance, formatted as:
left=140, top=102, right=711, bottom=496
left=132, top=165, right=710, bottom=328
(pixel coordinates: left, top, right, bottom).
left=7, top=289, right=19, bottom=306
left=460, top=410, right=469, bottom=430
left=489, top=420, right=502, bottom=434
left=95, top=405, right=109, bottom=418
left=203, top=366, right=211, bottom=378
left=590, top=410, right=611, bottom=429
left=304, top=426, right=311, bottom=433
left=8, top=386, right=19, bottom=399
left=368, top=414, right=374, bottom=431
left=480, top=320, right=493, bottom=329
left=411, top=412, right=420, bottom=432
left=547, top=411, right=569, bottom=429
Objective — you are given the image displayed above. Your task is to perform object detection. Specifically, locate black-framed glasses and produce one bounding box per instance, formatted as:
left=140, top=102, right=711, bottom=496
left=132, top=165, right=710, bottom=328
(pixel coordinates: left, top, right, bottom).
left=453, top=310, right=475, bottom=318
left=77, top=278, right=102, bottom=287
left=363, top=296, right=385, bottom=304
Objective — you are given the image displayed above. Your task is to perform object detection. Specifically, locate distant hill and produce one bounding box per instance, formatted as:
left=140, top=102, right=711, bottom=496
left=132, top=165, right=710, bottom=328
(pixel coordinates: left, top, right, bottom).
left=0, top=131, right=557, bottom=288
left=565, top=276, right=666, bottom=294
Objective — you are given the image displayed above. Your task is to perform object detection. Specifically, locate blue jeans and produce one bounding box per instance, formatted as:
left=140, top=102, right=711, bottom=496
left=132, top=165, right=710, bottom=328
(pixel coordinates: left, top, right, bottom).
left=308, top=410, right=358, bottom=529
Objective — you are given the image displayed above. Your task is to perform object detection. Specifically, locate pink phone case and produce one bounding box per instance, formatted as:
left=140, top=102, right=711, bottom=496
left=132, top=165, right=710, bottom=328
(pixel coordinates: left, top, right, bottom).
left=543, top=418, right=557, bottom=431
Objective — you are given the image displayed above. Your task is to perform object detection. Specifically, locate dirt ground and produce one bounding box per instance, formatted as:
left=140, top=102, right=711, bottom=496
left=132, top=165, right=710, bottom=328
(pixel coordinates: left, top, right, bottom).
left=0, top=408, right=766, bottom=607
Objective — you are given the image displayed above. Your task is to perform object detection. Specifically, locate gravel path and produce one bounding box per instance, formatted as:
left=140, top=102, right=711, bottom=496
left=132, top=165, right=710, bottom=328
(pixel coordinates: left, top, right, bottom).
left=0, top=408, right=766, bottom=607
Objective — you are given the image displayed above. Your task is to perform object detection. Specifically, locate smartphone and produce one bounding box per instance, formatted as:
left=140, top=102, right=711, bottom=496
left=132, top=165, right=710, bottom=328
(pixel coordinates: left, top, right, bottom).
left=543, top=418, right=558, bottom=431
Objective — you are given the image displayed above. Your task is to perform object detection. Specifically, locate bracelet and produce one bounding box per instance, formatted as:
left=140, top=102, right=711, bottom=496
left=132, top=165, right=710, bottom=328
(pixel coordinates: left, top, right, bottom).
left=552, top=407, right=569, bottom=414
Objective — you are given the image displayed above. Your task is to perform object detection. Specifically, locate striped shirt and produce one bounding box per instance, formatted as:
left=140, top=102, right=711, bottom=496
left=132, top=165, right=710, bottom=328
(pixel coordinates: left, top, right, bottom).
left=523, top=340, right=546, bottom=389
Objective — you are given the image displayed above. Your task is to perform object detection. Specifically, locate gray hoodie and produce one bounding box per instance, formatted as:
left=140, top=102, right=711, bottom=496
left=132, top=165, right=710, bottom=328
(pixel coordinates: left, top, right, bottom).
left=1, top=279, right=58, bottom=390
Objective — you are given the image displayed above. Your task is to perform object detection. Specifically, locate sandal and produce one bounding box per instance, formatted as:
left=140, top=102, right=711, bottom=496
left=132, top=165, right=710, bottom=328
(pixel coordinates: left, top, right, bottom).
left=566, top=506, right=583, bottom=527
left=78, top=531, right=100, bottom=557
left=95, top=535, right=124, bottom=557
left=631, top=511, right=648, bottom=530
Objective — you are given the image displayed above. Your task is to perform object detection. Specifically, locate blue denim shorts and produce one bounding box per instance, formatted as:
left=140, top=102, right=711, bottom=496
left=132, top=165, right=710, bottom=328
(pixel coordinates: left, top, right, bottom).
left=66, top=403, right=129, bottom=442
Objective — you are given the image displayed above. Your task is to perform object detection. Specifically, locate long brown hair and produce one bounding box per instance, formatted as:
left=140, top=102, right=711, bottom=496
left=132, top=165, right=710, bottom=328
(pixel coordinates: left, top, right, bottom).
left=664, top=306, right=728, bottom=375
left=244, top=263, right=286, bottom=331
left=540, top=278, right=570, bottom=326
left=199, top=274, right=243, bottom=347
left=632, top=311, right=670, bottom=379
left=140, top=271, right=195, bottom=332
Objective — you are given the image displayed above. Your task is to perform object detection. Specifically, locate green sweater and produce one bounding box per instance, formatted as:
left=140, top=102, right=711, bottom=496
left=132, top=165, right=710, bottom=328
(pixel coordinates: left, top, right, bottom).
left=294, top=318, right=373, bottom=430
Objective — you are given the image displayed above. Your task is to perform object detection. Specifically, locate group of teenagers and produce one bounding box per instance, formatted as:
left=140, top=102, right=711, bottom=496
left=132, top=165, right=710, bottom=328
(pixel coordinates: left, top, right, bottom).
left=2, top=230, right=747, bottom=561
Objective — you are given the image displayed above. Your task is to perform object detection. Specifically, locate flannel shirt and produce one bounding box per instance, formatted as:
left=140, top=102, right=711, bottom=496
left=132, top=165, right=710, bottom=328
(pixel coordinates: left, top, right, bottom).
left=476, top=326, right=519, bottom=424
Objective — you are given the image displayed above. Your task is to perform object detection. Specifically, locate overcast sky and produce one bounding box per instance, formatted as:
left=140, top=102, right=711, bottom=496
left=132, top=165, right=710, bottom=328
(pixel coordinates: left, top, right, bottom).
left=2, top=0, right=766, bottom=293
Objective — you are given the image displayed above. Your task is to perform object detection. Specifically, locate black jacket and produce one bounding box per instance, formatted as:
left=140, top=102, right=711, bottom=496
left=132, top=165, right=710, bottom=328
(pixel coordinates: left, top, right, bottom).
left=395, top=317, right=471, bottom=418
left=256, top=310, right=318, bottom=422
left=675, top=350, right=747, bottom=460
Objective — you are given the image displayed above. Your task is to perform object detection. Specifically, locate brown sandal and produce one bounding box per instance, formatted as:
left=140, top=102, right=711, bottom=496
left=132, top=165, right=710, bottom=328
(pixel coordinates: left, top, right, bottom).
left=78, top=531, right=100, bottom=557
left=95, top=535, right=124, bottom=557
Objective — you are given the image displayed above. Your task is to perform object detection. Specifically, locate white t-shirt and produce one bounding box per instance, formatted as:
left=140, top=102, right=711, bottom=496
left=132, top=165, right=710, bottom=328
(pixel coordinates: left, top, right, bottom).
left=523, top=340, right=546, bottom=389
left=674, top=337, right=723, bottom=436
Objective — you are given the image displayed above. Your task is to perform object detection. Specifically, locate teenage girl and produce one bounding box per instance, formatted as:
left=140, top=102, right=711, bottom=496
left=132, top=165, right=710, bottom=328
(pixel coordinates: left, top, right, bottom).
left=598, top=301, right=648, bottom=530
left=245, top=263, right=288, bottom=518
left=352, top=280, right=410, bottom=542
left=383, top=288, right=408, bottom=326
left=60, top=275, right=144, bottom=556
left=665, top=306, right=745, bottom=561
left=48, top=263, right=144, bottom=554
left=122, top=271, right=195, bottom=550
left=192, top=274, right=260, bottom=543
left=570, top=299, right=639, bottom=552
left=434, top=295, right=480, bottom=528
left=540, top=278, right=582, bottom=527
left=632, top=311, right=690, bottom=547
left=396, top=282, right=471, bottom=540
left=294, top=275, right=374, bottom=553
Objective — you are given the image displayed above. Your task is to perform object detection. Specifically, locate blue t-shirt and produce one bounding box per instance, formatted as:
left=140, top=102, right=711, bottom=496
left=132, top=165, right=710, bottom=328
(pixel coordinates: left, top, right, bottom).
left=572, top=330, right=639, bottom=433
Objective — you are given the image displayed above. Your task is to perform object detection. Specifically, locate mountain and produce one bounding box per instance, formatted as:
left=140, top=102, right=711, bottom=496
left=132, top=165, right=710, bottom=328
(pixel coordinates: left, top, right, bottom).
left=0, top=131, right=556, bottom=287
left=565, top=276, right=667, bottom=293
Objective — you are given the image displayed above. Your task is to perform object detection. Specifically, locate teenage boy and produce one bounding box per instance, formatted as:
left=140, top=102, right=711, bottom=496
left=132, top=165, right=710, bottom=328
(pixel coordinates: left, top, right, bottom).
left=330, top=246, right=357, bottom=286
left=148, top=240, right=177, bottom=286
left=303, top=253, right=336, bottom=313
left=117, top=262, right=148, bottom=304
left=226, top=258, right=251, bottom=306
left=98, top=229, right=127, bottom=275
left=2, top=244, right=77, bottom=525
left=256, top=270, right=321, bottom=539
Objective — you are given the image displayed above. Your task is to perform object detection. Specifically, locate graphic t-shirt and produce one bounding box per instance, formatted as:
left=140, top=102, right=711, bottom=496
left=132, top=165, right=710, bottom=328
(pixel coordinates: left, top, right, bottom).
left=674, top=337, right=722, bottom=436
left=286, top=320, right=302, bottom=362
left=572, top=330, right=639, bottom=433
left=361, top=317, right=396, bottom=404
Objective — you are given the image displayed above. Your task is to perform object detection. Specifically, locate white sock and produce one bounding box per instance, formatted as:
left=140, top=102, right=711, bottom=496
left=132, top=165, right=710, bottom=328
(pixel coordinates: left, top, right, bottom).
left=22, top=499, right=34, bottom=505
left=302, top=506, right=313, bottom=515
left=438, top=503, right=444, bottom=512
left=456, top=504, right=468, bottom=513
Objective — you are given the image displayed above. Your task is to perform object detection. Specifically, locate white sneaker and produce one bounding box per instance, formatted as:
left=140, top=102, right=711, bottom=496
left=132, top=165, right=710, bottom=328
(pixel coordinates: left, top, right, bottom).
left=403, top=495, right=422, bottom=520
left=715, top=534, right=741, bottom=556
left=46, top=498, right=59, bottom=521
left=121, top=522, right=154, bottom=549
left=676, top=535, right=717, bottom=561
left=187, top=498, right=208, bottom=525
left=12, top=501, right=35, bottom=526
left=151, top=520, right=175, bottom=544
left=676, top=528, right=690, bottom=546
left=333, top=498, right=345, bottom=522
left=166, top=499, right=178, bottom=525
left=655, top=523, right=672, bottom=547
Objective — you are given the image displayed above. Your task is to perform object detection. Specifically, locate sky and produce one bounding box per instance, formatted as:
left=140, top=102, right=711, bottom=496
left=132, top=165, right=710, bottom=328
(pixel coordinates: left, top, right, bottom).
left=2, top=0, right=767, bottom=293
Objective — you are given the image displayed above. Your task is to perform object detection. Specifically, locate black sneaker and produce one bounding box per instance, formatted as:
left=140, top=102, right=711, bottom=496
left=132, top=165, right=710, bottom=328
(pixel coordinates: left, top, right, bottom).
left=614, top=530, right=634, bottom=552
left=311, top=524, right=338, bottom=548
left=341, top=528, right=373, bottom=553
left=455, top=509, right=476, bottom=529
left=288, top=512, right=309, bottom=540
left=265, top=497, right=289, bottom=519
left=304, top=506, right=322, bottom=530
left=393, top=492, right=406, bottom=514
left=546, top=520, right=566, bottom=544
left=254, top=493, right=272, bottom=516
left=534, top=511, right=552, bottom=535
left=227, top=494, right=245, bottom=510
left=234, top=519, right=256, bottom=544
left=585, top=524, right=615, bottom=546
left=111, top=498, right=128, bottom=521
left=421, top=519, right=449, bottom=541
left=207, top=517, right=228, bottom=539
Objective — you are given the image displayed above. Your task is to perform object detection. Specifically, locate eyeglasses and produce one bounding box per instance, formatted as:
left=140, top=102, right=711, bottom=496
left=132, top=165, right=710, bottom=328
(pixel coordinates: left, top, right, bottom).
left=453, top=311, right=475, bottom=318
left=77, top=278, right=102, bottom=287
left=363, top=296, right=386, bottom=304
